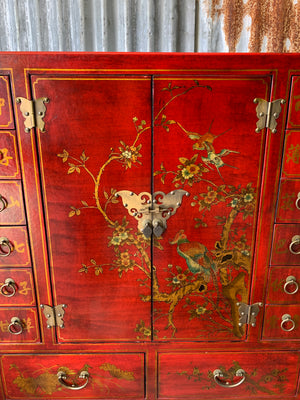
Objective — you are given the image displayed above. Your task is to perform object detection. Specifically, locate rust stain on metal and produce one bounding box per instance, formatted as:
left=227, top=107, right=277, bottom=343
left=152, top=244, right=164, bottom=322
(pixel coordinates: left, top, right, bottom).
left=206, top=0, right=300, bottom=52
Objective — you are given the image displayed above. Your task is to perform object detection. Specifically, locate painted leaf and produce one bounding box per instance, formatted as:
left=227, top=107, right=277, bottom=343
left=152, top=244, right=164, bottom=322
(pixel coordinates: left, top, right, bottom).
left=99, top=363, right=135, bottom=381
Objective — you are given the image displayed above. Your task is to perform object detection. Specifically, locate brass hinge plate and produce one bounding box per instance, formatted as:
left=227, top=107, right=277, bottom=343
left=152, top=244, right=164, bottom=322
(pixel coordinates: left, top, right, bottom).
left=254, top=98, right=285, bottom=133
left=40, top=304, right=67, bottom=328
left=236, top=302, right=263, bottom=327
left=16, top=97, right=49, bottom=132
left=115, top=190, right=190, bottom=237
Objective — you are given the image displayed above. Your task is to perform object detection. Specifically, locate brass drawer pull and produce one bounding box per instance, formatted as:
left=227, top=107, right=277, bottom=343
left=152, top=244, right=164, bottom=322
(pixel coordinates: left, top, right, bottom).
left=0, top=195, right=7, bottom=212
left=8, top=317, right=23, bottom=335
left=284, top=276, right=299, bottom=295
left=289, top=235, right=300, bottom=255
left=0, top=237, right=12, bottom=257
left=213, top=368, right=246, bottom=388
left=296, top=193, right=300, bottom=210
left=57, top=370, right=89, bottom=390
left=281, top=314, right=296, bottom=332
left=0, top=278, right=16, bottom=297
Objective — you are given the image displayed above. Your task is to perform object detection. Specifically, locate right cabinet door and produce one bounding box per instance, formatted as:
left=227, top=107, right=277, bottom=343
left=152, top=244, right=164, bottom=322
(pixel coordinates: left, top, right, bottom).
left=152, top=75, right=275, bottom=341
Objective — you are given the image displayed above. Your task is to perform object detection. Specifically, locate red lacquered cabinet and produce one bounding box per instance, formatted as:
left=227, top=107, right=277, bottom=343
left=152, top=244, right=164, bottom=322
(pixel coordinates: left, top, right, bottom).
left=0, top=53, right=300, bottom=399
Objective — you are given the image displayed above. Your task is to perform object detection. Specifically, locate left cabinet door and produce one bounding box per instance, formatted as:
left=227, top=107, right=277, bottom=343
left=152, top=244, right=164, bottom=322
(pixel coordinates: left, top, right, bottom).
left=31, top=75, right=152, bottom=342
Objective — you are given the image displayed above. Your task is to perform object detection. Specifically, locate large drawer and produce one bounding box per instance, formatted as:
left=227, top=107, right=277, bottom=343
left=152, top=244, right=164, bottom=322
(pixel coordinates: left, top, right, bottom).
left=0, top=131, right=20, bottom=179
left=0, top=181, right=26, bottom=226
left=0, top=227, right=31, bottom=267
left=0, top=76, right=14, bottom=130
left=158, top=351, right=300, bottom=399
left=1, top=353, right=145, bottom=399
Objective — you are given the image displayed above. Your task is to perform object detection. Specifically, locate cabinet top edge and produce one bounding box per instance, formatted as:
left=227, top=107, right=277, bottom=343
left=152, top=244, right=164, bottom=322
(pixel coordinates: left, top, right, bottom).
left=0, top=52, right=300, bottom=73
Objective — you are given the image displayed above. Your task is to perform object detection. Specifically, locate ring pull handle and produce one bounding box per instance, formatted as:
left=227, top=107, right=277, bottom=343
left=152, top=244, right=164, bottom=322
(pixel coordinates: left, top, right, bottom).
left=0, top=278, right=16, bottom=297
left=8, top=317, right=23, bottom=335
left=296, top=193, right=300, bottom=210
left=289, top=235, right=300, bottom=255
left=57, top=370, right=89, bottom=390
left=0, top=237, right=12, bottom=257
left=0, top=195, right=7, bottom=213
left=283, top=276, right=299, bottom=295
left=213, top=369, right=246, bottom=388
left=281, top=314, right=296, bottom=332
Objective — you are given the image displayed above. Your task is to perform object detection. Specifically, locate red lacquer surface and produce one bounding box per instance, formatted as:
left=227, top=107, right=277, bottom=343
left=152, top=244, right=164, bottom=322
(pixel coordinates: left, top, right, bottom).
left=0, top=308, right=39, bottom=343
left=0, top=53, right=299, bottom=400
left=158, top=351, right=300, bottom=398
left=271, top=224, right=300, bottom=265
left=152, top=76, right=270, bottom=340
left=287, top=76, right=300, bottom=129
left=277, top=179, right=300, bottom=222
left=0, top=269, right=35, bottom=306
left=0, top=76, right=14, bottom=130
left=32, top=76, right=152, bottom=342
left=0, top=181, right=26, bottom=226
left=282, top=131, right=300, bottom=179
left=0, top=132, right=20, bottom=179
left=1, top=353, right=145, bottom=398
left=266, top=267, right=300, bottom=304
left=0, top=227, right=31, bottom=267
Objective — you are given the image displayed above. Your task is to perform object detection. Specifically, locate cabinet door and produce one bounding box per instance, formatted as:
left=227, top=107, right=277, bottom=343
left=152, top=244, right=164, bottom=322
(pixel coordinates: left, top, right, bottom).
left=152, top=76, right=272, bottom=340
left=31, top=75, right=152, bottom=342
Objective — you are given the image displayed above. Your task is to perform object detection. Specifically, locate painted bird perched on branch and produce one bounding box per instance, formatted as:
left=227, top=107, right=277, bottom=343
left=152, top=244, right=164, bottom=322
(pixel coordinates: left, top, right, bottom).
left=170, top=229, right=216, bottom=282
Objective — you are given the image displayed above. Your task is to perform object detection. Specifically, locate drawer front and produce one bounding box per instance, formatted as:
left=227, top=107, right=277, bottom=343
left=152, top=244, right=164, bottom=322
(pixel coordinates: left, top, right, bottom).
left=0, top=227, right=31, bottom=267
left=1, top=353, right=145, bottom=399
left=271, top=224, right=300, bottom=265
left=0, top=181, right=26, bottom=225
left=0, top=131, right=20, bottom=179
left=0, top=269, right=35, bottom=306
left=158, top=351, right=299, bottom=399
left=263, top=305, right=300, bottom=340
left=0, top=76, right=14, bottom=129
left=266, top=267, right=300, bottom=304
left=282, top=131, right=300, bottom=179
left=0, top=308, right=39, bottom=343
left=277, top=179, right=300, bottom=223
left=287, top=76, right=300, bottom=129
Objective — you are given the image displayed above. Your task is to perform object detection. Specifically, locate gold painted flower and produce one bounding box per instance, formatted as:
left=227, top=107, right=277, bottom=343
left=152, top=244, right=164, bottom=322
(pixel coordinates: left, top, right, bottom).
left=119, top=141, right=142, bottom=169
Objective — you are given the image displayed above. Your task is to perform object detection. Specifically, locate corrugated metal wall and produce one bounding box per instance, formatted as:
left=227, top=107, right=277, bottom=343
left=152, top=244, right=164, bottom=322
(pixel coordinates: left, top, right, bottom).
left=0, top=0, right=299, bottom=52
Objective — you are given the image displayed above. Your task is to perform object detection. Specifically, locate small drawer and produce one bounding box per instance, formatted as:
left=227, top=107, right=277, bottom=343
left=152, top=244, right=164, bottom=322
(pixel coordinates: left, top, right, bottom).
left=276, top=179, right=300, bottom=223
left=0, top=76, right=14, bottom=129
left=0, top=181, right=26, bottom=225
left=282, top=131, right=300, bottom=179
left=287, top=76, right=300, bottom=129
left=263, top=305, right=300, bottom=340
left=0, top=269, right=35, bottom=306
left=1, top=353, right=145, bottom=399
left=0, top=308, right=39, bottom=343
left=271, top=224, right=300, bottom=265
left=158, top=351, right=299, bottom=398
left=0, top=131, right=20, bottom=179
left=266, top=267, right=300, bottom=304
left=0, top=227, right=31, bottom=267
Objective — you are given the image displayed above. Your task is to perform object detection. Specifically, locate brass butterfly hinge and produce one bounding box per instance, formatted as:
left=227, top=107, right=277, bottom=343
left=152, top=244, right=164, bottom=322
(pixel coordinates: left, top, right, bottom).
left=16, top=97, right=49, bottom=132
left=254, top=98, right=286, bottom=133
left=236, top=302, right=263, bottom=327
left=40, top=304, right=67, bottom=329
left=115, top=190, right=190, bottom=238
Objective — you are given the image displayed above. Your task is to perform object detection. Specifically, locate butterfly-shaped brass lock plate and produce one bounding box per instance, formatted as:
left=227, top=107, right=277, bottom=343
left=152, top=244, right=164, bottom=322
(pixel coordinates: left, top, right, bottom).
left=115, top=190, right=189, bottom=237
